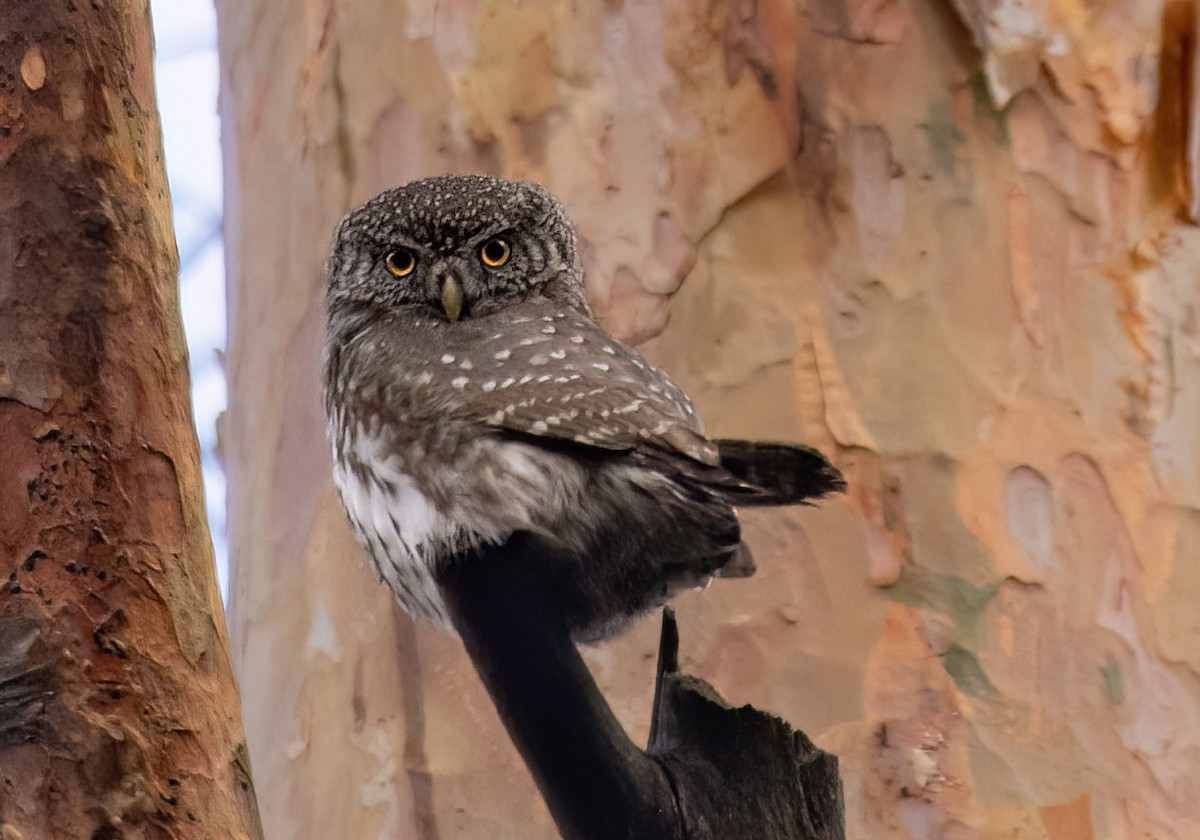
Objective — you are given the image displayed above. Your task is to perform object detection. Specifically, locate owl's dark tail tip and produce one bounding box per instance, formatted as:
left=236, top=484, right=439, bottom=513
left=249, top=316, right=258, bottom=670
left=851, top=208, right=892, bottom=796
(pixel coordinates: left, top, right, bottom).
left=713, top=439, right=846, bottom=506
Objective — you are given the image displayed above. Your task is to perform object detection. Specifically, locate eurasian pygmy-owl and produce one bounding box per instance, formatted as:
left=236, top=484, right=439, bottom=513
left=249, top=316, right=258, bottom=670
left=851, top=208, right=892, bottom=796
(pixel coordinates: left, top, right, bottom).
left=324, top=174, right=843, bottom=642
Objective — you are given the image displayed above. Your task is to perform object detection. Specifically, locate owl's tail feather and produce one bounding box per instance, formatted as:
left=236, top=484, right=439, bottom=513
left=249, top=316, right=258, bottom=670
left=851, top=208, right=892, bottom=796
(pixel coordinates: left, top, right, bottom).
left=712, top=439, right=845, bottom=506
left=713, top=543, right=756, bottom=578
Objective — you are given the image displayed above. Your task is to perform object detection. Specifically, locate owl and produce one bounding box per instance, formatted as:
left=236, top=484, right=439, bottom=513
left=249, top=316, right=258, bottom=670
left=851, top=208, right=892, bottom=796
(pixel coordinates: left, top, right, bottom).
left=323, top=174, right=843, bottom=642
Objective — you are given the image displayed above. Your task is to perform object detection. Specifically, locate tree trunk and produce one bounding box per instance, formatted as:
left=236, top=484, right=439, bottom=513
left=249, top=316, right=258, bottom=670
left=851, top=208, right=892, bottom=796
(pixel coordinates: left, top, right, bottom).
left=0, top=4, right=262, bottom=839
left=218, top=0, right=1200, bottom=838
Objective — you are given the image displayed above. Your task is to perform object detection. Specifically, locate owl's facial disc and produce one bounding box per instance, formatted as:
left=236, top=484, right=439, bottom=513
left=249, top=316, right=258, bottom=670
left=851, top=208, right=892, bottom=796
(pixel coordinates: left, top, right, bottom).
left=326, top=175, right=592, bottom=327
left=440, top=275, right=464, bottom=321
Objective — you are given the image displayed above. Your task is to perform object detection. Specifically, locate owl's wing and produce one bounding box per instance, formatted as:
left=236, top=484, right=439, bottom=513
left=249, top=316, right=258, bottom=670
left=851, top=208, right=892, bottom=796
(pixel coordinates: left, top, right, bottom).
left=447, top=307, right=721, bottom=466
left=478, top=356, right=721, bottom=465
left=474, top=363, right=845, bottom=505
left=436, top=305, right=843, bottom=505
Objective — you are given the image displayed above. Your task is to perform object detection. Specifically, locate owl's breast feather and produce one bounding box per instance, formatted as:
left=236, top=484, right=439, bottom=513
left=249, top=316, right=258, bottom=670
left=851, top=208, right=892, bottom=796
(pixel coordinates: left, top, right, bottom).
left=330, top=424, right=458, bottom=627
left=330, top=413, right=596, bottom=620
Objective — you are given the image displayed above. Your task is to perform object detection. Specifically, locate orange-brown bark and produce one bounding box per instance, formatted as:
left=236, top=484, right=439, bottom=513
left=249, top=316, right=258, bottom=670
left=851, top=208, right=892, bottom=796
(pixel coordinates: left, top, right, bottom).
left=0, top=3, right=262, bottom=839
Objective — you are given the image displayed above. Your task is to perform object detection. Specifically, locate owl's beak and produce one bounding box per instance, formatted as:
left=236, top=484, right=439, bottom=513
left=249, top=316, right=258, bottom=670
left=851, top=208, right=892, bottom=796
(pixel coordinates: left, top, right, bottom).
left=440, top=275, right=464, bottom=322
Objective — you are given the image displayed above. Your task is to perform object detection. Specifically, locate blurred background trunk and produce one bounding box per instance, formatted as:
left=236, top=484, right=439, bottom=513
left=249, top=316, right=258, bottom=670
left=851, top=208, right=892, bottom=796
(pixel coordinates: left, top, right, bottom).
left=0, top=3, right=261, bottom=838
left=216, top=0, right=1200, bottom=837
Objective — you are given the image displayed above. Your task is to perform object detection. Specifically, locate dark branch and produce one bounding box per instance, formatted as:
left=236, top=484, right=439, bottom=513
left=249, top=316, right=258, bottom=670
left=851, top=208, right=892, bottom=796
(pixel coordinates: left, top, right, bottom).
left=441, top=532, right=680, bottom=840
left=440, top=532, right=844, bottom=840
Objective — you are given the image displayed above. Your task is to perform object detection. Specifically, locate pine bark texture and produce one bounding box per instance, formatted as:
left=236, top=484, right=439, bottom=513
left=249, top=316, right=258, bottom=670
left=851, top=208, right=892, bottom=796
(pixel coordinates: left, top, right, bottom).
left=0, top=3, right=262, bottom=839
left=218, top=0, right=1200, bottom=838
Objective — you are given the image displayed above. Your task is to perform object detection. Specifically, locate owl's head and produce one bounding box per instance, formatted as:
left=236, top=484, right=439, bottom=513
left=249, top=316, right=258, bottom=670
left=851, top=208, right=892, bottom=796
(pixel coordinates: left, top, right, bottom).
left=326, top=175, right=587, bottom=328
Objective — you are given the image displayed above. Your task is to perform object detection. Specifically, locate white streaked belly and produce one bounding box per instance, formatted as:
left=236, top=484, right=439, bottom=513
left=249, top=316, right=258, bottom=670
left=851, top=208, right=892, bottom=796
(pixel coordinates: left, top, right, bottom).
left=331, top=432, right=455, bottom=628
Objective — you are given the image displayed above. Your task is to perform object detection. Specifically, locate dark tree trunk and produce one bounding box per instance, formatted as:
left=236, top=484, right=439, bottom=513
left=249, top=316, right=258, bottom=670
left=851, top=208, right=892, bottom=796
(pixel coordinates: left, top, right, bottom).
left=0, top=3, right=263, bottom=838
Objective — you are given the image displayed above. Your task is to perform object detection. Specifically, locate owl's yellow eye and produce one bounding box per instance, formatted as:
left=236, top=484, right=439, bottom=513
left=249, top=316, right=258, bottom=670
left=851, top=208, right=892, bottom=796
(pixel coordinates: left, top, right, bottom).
left=480, top=237, right=511, bottom=268
left=385, top=249, right=416, bottom=277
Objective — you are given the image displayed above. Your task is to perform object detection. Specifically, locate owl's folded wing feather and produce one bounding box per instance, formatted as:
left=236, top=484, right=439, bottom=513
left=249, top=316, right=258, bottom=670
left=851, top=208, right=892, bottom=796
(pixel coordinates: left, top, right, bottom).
left=474, top=371, right=720, bottom=466
left=452, top=310, right=843, bottom=505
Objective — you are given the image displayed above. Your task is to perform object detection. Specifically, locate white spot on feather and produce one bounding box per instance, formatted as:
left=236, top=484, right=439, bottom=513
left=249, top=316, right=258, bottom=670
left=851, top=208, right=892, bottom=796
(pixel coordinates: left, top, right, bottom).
left=440, top=353, right=455, bottom=364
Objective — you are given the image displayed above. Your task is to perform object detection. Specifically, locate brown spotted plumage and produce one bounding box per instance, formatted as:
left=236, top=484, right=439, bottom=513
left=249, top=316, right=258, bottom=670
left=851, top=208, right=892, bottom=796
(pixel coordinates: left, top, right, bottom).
left=324, top=174, right=843, bottom=641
